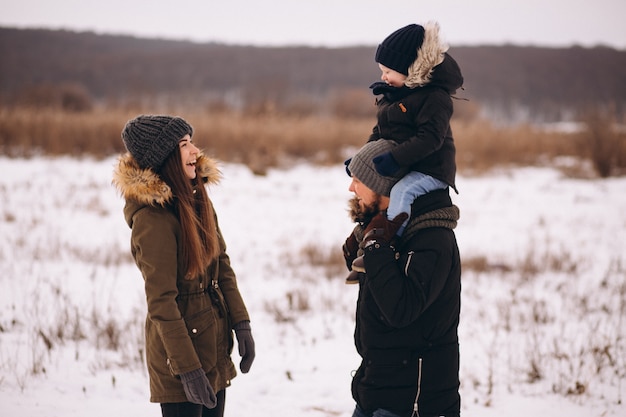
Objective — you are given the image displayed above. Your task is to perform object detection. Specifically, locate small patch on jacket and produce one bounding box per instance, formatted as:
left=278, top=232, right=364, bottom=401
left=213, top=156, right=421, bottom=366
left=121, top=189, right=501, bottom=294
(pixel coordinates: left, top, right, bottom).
left=399, top=103, right=407, bottom=113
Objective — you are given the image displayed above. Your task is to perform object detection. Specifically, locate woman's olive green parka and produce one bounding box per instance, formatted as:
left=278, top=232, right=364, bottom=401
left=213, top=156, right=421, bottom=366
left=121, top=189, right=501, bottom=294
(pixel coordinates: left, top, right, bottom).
left=113, top=152, right=250, bottom=403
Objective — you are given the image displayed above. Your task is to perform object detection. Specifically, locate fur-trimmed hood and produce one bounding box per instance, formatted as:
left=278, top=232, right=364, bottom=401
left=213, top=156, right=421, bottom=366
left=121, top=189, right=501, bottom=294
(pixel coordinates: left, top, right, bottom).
left=112, top=151, right=221, bottom=207
left=405, top=21, right=463, bottom=92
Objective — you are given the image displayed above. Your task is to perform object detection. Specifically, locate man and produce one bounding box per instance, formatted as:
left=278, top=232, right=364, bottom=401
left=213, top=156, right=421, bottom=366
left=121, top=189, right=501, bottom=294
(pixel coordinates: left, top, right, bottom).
left=343, top=139, right=461, bottom=417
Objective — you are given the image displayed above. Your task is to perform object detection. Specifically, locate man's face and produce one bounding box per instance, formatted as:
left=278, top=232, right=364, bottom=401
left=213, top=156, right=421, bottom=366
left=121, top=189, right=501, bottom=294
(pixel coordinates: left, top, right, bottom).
left=349, top=177, right=383, bottom=215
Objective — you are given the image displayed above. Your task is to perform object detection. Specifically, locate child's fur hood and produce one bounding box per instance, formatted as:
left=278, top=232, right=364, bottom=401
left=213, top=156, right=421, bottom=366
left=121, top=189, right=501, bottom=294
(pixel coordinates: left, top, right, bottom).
left=405, top=21, right=449, bottom=88
left=112, top=152, right=221, bottom=206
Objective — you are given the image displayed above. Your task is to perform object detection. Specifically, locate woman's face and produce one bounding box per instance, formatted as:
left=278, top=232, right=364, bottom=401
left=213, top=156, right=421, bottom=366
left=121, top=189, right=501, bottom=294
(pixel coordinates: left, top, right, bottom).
left=378, top=63, right=407, bottom=87
left=178, top=134, right=199, bottom=179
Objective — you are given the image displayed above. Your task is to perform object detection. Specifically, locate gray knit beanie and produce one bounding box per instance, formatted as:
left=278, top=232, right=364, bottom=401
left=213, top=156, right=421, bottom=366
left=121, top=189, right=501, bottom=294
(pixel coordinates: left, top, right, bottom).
left=121, top=115, right=193, bottom=171
left=346, top=139, right=402, bottom=197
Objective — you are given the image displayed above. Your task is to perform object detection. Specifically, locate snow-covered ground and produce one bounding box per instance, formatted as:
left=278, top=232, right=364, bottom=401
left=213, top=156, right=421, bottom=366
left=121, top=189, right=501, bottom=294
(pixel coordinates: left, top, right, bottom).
left=0, top=156, right=624, bottom=416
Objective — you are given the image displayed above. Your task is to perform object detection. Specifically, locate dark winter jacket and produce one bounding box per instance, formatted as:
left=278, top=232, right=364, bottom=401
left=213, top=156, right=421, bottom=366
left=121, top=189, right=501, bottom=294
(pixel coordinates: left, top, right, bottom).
left=112, top=153, right=250, bottom=403
left=368, top=24, right=464, bottom=193
left=350, top=189, right=461, bottom=417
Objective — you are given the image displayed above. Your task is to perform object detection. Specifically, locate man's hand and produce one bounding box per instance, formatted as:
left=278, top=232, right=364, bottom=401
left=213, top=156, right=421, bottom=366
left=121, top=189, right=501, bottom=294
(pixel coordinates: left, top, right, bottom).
left=342, top=232, right=359, bottom=269
left=362, top=212, right=409, bottom=246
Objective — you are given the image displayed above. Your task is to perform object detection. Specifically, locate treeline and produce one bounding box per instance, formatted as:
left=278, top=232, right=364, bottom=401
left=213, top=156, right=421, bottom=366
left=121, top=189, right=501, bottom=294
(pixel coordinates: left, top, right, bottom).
left=1, top=27, right=625, bottom=123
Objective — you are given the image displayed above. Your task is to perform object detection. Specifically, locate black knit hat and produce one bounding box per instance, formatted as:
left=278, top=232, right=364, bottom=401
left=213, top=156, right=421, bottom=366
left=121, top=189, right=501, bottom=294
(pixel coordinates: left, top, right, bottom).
left=375, top=24, right=425, bottom=75
left=121, top=115, right=193, bottom=171
left=346, top=140, right=402, bottom=197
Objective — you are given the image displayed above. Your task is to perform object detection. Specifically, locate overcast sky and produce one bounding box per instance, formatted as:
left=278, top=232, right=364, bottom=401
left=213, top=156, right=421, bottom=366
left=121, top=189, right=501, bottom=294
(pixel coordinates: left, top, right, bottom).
left=1, top=0, right=624, bottom=49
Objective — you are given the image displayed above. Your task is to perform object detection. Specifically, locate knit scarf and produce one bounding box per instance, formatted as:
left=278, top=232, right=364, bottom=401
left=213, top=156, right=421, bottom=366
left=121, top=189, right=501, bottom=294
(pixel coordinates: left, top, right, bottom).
left=403, top=204, right=460, bottom=240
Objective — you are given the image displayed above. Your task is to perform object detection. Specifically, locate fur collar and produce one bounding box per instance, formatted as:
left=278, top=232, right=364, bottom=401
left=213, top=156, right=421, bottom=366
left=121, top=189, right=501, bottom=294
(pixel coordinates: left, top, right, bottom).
left=112, top=152, right=221, bottom=206
left=405, top=21, right=448, bottom=88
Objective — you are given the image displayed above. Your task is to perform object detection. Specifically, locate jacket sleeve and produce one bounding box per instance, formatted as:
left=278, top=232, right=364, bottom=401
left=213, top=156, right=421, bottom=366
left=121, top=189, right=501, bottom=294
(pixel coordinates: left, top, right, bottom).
left=214, top=214, right=250, bottom=326
left=390, top=91, right=453, bottom=168
left=131, top=207, right=201, bottom=374
left=368, top=124, right=381, bottom=142
left=362, top=240, right=452, bottom=328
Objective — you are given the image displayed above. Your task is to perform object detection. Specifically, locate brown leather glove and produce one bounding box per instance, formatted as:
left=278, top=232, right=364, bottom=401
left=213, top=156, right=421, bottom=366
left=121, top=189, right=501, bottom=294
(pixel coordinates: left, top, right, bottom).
left=342, top=232, right=359, bottom=270
left=362, top=212, right=409, bottom=247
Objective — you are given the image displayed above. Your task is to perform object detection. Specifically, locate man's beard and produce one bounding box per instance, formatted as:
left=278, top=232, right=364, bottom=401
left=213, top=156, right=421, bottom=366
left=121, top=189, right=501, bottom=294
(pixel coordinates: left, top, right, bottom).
left=348, top=195, right=383, bottom=225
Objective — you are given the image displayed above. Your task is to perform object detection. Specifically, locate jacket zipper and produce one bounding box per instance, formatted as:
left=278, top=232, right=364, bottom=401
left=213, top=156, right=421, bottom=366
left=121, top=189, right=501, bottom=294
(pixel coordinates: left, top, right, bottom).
left=411, top=357, right=423, bottom=417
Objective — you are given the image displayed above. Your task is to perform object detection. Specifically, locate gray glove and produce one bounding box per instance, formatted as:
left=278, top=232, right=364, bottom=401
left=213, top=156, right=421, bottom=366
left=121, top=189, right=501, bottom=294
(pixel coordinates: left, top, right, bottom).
left=179, top=368, right=217, bottom=409
left=234, top=320, right=255, bottom=373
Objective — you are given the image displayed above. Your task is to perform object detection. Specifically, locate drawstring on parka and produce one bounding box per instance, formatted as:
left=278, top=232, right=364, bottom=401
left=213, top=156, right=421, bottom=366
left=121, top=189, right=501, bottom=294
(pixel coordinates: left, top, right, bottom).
left=411, top=357, right=423, bottom=417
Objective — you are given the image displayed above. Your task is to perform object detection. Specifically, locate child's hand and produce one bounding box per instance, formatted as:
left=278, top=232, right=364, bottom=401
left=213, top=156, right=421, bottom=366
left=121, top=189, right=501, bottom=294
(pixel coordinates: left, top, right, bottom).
left=373, top=152, right=400, bottom=176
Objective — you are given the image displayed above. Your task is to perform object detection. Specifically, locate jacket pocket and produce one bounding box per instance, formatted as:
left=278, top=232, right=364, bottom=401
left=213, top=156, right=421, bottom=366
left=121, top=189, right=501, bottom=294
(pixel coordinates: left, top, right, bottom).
left=361, top=348, right=415, bottom=387
left=184, top=307, right=219, bottom=370
left=184, top=307, right=216, bottom=339
left=356, top=348, right=419, bottom=413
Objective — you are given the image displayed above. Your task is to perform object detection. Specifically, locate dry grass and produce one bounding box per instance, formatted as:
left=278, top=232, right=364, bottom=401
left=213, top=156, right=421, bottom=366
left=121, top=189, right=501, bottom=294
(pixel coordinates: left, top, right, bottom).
left=0, top=107, right=125, bottom=157
left=1, top=105, right=624, bottom=177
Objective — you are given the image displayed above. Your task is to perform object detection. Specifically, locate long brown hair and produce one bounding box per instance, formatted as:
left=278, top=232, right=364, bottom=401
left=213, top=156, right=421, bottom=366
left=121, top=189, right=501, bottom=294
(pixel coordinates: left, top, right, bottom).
left=159, top=145, right=220, bottom=279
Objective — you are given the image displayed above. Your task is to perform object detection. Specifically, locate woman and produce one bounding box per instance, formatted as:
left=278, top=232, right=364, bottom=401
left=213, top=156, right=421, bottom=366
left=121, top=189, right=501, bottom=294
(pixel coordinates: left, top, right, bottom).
left=112, top=114, right=255, bottom=417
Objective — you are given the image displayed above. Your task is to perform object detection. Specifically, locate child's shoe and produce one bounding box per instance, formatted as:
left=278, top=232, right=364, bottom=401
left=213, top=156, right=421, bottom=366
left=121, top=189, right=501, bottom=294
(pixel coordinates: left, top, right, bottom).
left=345, top=269, right=361, bottom=284
left=351, top=255, right=365, bottom=273
left=345, top=256, right=365, bottom=284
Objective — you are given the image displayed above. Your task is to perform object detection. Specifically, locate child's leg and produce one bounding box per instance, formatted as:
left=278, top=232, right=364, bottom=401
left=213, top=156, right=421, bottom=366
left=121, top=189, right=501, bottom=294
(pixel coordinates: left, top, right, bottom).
left=387, top=172, right=448, bottom=235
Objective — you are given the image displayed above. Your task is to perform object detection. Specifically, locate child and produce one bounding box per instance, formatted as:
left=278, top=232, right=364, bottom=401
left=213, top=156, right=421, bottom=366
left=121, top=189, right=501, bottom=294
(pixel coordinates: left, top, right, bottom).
left=348, top=21, right=464, bottom=280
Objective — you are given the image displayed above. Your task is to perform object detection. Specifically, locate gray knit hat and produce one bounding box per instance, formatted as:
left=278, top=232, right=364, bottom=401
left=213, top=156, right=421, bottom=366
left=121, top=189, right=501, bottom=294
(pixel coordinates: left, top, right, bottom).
left=346, top=140, right=402, bottom=197
left=121, top=115, right=193, bottom=171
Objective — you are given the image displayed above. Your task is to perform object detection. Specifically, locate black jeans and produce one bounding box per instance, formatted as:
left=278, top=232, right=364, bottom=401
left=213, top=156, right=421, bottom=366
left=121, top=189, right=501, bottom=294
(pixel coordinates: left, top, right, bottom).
left=160, top=390, right=226, bottom=417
